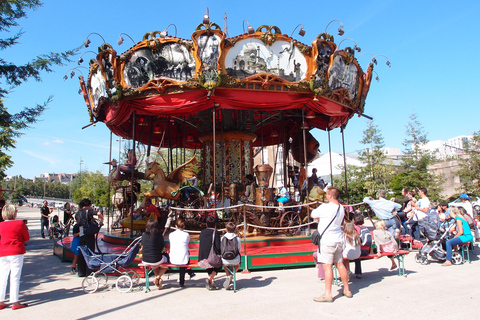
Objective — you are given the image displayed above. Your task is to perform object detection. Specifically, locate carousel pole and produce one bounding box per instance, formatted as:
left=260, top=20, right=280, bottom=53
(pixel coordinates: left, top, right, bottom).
left=213, top=106, right=216, bottom=207
left=302, top=107, right=310, bottom=235
left=242, top=204, right=250, bottom=273
left=147, top=117, right=153, bottom=157
left=328, top=129, right=333, bottom=187
left=130, top=112, right=136, bottom=239
left=107, top=131, right=112, bottom=233
left=341, top=116, right=350, bottom=205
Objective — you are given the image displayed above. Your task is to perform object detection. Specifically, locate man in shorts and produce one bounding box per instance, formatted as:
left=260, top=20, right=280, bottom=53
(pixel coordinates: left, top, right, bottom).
left=310, top=187, right=351, bottom=302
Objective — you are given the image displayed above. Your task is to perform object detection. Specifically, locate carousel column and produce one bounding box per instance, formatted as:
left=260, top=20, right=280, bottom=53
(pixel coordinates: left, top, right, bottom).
left=328, top=129, right=333, bottom=187
left=341, top=117, right=350, bottom=206
left=302, top=108, right=310, bottom=235
left=212, top=106, right=216, bottom=207
left=130, top=112, right=136, bottom=239
left=107, top=132, right=112, bottom=233
left=242, top=204, right=250, bottom=273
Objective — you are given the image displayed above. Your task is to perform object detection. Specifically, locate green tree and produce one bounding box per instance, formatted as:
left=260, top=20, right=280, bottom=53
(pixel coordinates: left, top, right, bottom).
left=70, top=171, right=109, bottom=207
left=393, top=114, right=442, bottom=201
left=0, top=1, right=77, bottom=179
left=334, top=164, right=366, bottom=204
left=357, top=120, right=396, bottom=194
left=456, top=131, right=480, bottom=195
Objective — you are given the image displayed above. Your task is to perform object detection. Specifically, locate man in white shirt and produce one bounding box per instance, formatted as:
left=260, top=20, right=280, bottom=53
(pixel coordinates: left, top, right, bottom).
left=450, top=194, right=474, bottom=219
left=310, top=187, right=351, bottom=302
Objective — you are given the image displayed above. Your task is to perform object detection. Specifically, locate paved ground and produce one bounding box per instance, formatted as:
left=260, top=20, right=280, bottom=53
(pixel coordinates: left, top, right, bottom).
left=1, top=205, right=479, bottom=319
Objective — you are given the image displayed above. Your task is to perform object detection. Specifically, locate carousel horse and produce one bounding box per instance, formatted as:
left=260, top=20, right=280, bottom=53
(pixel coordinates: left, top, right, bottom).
left=105, top=159, right=146, bottom=183
left=139, top=155, right=198, bottom=209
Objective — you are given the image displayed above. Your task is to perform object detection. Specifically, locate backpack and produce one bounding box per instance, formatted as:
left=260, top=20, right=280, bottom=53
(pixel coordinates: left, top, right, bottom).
left=356, top=225, right=373, bottom=247
left=221, top=236, right=239, bottom=260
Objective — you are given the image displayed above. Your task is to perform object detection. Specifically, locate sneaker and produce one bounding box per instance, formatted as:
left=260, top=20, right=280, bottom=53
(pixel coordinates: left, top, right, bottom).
left=41, top=234, right=45, bottom=239
left=347, top=271, right=353, bottom=280
left=189, top=273, right=196, bottom=280
left=70, top=268, right=77, bottom=275
left=224, top=275, right=233, bottom=289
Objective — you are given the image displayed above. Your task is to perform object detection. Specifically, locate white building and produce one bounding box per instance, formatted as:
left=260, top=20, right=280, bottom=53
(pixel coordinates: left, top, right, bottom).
left=420, top=135, right=473, bottom=159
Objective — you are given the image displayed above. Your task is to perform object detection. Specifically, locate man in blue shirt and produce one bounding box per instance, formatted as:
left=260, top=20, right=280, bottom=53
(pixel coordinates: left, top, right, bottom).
left=363, top=190, right=402, bottom=238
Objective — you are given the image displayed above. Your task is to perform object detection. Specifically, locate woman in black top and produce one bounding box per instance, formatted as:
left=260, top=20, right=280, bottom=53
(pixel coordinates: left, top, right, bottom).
left=142, top=219, right=168, bottom=289
left=198, top=216, right=221, bottom=290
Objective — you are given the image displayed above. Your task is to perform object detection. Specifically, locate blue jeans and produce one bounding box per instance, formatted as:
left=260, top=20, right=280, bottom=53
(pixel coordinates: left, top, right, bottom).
left=40, top=218, right=49, bottom=237
left=405, top=220, right=420, bottom=240
left=383, top=217, right=397, bottom=239
left=445, top=237, right=465, bottom=261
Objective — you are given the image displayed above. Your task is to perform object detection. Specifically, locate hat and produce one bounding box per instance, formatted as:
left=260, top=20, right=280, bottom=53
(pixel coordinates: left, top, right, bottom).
left=460, top=193, right=470, bottom=200
left=440, top=202, right=448, bottom=207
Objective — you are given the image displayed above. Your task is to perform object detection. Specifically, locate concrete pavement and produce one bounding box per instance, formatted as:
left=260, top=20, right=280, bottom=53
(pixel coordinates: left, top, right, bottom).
left=1, top=205, right=479, bottom=320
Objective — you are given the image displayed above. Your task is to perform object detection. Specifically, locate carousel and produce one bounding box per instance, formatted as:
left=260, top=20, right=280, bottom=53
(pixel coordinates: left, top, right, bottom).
left=55, top=14, right=386, bottom=270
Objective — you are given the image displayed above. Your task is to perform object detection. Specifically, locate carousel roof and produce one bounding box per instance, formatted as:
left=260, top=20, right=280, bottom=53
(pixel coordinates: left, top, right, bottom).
left=77, top=21, right=380, bottom=148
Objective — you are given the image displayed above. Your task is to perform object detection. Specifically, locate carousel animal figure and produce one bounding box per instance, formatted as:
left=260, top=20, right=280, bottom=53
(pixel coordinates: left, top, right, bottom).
left=105, top=149, right=145, bottom=183
left=139, top=155, right=198, bottom=209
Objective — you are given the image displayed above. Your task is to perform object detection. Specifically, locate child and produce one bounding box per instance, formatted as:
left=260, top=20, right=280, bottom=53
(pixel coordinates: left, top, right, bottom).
left=373, top=220, right=398, bottom=270
left=221, top=222, right=241, bottom=290
left=70, top=223, right=80, bottom=274
left=353, top=214, right=373, bottom=279
left=342, top=221, right=361, bottom=278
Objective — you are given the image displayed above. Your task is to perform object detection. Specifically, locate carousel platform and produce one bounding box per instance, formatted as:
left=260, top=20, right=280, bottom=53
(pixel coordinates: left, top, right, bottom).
left=53, top=230, right=318, bottom=274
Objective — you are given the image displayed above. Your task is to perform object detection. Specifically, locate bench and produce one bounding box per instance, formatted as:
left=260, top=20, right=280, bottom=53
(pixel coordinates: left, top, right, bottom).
left=138, top=263, right=239, bottom=293
left=139, top=263, right=198, bottom=293
left=332, top=250, right=409, bottom=285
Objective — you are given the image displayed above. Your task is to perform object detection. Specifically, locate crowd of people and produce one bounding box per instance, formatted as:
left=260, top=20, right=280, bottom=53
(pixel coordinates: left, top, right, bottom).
left=0, top=183, right=477, bottom=308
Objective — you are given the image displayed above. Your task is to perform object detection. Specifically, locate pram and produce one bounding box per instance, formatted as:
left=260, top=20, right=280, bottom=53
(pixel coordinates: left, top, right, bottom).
left=415, top=221, right=463, bottom=265
left=79, top=237, right=141, bottom=293
left=48, top=215, right=64, bottom=239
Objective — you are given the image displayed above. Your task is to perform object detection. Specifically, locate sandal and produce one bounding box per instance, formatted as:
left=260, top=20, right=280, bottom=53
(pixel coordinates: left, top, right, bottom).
left=390, top=264, right=398, bottom=270
left=313, top=294, right=333, bottom=303
left=155, top=276, right=163, bottom=289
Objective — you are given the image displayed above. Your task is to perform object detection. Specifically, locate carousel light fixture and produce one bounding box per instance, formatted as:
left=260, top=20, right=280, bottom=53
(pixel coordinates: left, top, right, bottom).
left=187, top=135, right=194, bottom=142
left=63, top=66, right=88, bottom=80
left=153, top=124, right=162, bottom=133
left=324, top=19, right=344, bottom=36
left=243, top=19, right=254, bottom=34
left=77, top=51, right=97, bottom=65
left=306, top=110, right=316, bottom=119
left=290, top=24, right=306, bottom=37
left=271, top=130, right=279, bottom=138
left=357, top=53, right=391, bottom=68
left=117, top=33, right=135, bottom=46
left=83, top=32, right=106, bottom=48
left=160, top=24, right=178, bottom=38
left=203, top=7, right=210, bottom=24
left=373, top=71, right=380, bottom=82
left=337, top=38, right=361, bottom=52
left=138, top=117, right=147, bottom=126
left=301, top=121, right=310, bottom=130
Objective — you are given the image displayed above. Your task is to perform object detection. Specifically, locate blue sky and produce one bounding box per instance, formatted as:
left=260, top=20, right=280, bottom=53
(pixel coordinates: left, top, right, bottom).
left=4, top=0, right=480, bottom=179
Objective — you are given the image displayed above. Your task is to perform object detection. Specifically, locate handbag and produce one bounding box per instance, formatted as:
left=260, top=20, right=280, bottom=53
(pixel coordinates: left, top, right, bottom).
left=207, top=230, right=222, bottom=268
left=198, top=230, right=222, bottom=269
left=312, top=205, right=341, bottom=252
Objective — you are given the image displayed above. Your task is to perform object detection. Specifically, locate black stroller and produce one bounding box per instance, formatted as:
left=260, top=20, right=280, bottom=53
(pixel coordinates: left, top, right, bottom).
left=79, top=237, right=141, bottom=293
left=415, top=221, right=463, bottom=265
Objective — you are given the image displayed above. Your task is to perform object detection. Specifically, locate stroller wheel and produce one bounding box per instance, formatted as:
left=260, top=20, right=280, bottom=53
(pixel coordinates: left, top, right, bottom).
left=452, top=252, right=463, bottom=265
left=415, top=253, right=422, bottom=263
left=126, top=270, right=140, bottom=287
left=420, top=256, right=429, bottom=265
left=116, top=275, right=133, bottom=293
left=82, top=275, right=99, bottom=294
left=95, top=273, right=109, bottom=288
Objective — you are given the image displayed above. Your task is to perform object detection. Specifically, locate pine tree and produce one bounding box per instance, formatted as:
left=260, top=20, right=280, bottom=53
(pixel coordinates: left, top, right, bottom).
left=0, top=1, right=78, bottom=179
left=456, top=131, right=480, bottom=195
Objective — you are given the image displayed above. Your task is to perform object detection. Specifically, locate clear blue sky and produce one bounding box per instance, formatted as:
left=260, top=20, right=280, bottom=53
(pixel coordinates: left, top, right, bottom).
left=4, top=0, right=480, bottom=179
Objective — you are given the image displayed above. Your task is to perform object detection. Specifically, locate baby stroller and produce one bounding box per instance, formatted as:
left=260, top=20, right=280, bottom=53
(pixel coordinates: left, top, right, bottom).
left=79, top=237, right=141, bottom=293
left=415, top=222, right=463, bottom=265
left=48, top=215, right=64, bottom=239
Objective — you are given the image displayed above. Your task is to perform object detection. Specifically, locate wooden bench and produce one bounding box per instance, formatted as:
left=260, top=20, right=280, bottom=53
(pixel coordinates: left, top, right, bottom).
left=332, top=250, right=409, bottom=285
left=139, top=263, right=198, bottom=293
left=138, top=263, right=239, bottom=293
